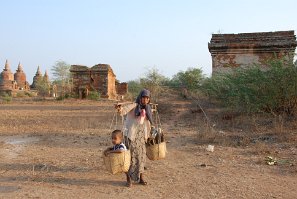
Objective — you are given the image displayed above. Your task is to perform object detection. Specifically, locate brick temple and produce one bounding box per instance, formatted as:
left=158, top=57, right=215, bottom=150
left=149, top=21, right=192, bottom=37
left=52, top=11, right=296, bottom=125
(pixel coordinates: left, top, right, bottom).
left=70, top=64, right=128, bottom=99
left=208, top=30, right=297, bottom=73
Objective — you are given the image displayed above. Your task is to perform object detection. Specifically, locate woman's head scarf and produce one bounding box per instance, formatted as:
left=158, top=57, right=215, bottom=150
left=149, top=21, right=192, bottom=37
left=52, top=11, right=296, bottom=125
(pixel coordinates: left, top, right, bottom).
left=135, top=89, right=153, bottom=125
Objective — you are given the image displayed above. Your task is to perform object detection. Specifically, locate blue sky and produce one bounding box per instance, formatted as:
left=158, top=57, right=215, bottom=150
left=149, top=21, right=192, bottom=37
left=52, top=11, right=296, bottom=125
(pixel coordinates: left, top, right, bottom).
left=1, top=0, right=296, bottom=83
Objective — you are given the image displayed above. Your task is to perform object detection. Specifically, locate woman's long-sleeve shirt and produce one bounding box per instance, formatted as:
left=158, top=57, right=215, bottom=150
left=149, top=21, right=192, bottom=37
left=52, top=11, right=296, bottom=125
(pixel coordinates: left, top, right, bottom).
left=120, top=103, right=151, bottom=142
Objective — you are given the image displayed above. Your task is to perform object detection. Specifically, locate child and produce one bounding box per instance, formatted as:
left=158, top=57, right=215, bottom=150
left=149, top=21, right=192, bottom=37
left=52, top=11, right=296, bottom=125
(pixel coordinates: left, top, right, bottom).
left=104, top=130, right=131, bottom=187
left=104, top=129, right=127, bottom=155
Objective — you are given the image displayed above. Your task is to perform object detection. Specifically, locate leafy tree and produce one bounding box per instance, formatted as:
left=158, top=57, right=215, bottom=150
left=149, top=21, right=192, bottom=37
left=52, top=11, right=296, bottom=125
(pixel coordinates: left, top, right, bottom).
left=35, top=78, right=50, bottom=97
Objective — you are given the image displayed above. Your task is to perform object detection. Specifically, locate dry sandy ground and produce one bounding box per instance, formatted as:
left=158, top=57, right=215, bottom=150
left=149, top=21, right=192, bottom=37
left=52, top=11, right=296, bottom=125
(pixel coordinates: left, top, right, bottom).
left=0, top=97, right=296, bottom=199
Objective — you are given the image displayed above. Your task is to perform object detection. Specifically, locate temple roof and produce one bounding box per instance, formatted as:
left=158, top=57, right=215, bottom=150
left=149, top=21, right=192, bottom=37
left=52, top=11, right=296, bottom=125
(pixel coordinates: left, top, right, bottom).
left=91, top=64, right=113, bottom=72
left=70, top=65, right=89, bottom=72
left=209, top=30, right=297, bottom=52
left=70, top=64, right=115, bottom=75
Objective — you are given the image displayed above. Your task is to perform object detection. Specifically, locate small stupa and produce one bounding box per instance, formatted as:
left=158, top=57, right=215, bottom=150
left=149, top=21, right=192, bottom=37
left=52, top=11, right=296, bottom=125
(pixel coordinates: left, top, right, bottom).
left=14, top=62, right=27, bottom=89
left=31, top=66, right=43, bottom=89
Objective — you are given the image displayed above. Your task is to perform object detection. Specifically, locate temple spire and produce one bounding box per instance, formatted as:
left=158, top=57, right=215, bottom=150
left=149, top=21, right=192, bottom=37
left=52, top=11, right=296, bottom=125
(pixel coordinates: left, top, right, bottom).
left=36, top=66, right=42, bottom=75
left=4, top=59, right=10, bottom=71
left=17, top=62, right=23, bottom=72
left=44, top=70, right=50, bottom=83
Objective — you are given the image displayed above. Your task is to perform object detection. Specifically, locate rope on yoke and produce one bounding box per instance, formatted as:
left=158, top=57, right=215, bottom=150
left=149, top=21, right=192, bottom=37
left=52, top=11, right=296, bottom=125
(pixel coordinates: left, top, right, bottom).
left=109, top=112, right=116, bottom=131
left=107, top=109, right=129, bottom=172
left=109, top=111, right=123, bottom=131
left=152, top=105, right=163, bottom=157
left=156, top=110, right=162, bottom=129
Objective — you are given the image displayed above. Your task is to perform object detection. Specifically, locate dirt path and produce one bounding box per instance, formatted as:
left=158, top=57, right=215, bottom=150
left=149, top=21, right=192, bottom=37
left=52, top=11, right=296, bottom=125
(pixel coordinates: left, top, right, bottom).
left=0, top=99, right=296, bottom=198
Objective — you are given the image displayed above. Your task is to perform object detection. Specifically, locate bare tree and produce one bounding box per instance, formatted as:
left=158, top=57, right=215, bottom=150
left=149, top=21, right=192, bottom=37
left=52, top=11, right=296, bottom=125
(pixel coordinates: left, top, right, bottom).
left=51, top=60, right=71, bottom=97
left=140, top=68, right=167, bottom=102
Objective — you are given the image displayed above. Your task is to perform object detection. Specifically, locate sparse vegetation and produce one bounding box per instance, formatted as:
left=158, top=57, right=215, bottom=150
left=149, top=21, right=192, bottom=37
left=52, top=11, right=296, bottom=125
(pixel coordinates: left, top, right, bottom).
left=201, top=59, right=297, bottom=116
left=128, top=68, right=168, bottom=101
left=140, top=68, right=168, bottom=102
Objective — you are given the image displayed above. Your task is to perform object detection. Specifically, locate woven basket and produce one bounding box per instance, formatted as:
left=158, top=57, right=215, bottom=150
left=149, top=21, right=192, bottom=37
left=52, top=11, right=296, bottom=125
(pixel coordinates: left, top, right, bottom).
left=146, top=141, right=166, bottom=161
left=103, top=150, right=131, bottom=174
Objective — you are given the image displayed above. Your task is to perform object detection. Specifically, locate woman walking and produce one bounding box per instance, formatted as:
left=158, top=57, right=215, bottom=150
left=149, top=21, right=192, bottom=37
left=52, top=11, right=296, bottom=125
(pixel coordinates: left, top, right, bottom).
left=116, top=89, right=153, bottom=187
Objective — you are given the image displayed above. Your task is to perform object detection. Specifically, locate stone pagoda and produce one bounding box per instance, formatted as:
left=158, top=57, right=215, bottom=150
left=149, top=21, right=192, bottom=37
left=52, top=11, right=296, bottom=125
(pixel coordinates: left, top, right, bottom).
left=0, top=60, right=16, bottom=92
left=14, top=62, right=30, bottom=90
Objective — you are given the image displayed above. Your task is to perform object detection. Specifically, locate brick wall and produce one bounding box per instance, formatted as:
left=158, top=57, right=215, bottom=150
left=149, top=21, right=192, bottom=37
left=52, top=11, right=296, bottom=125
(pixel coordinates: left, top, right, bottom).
left=208, top=31, right=297, bottom=73
left=116, top=82, right=128, bottom=95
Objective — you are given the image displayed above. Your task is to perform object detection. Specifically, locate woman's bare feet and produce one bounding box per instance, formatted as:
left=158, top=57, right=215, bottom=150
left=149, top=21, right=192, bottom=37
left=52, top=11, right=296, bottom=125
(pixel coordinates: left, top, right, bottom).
left=126, top=182, right=132, bottom=187
left=126, top=173, right=132, bottom=187
left=139, top=173, right=147, bottom=185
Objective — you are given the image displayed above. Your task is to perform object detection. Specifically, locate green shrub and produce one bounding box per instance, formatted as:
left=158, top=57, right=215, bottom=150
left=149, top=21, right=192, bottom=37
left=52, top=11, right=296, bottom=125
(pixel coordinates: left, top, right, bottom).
left=16, top=92, right=26, bottom=98
left=127, top=80, right=142, bottom=99
left=25, top=91, right=34, bottom=97
left=16, top=91, right=33, bottom=98
left=56, top=95, right=65, bottom=101
left=87, top=91, right=100, bottom=100
left=55, top=92, right=75, bottom=101
left=201, top=59, right=297, bottom=115
left=64, top=93, right=71, bottom=99
left=1, top=93, right=12, bottom=103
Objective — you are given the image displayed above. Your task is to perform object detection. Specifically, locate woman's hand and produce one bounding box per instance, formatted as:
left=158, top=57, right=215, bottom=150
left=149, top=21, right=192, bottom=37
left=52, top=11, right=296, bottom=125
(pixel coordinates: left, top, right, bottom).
left=104, top=149, right=110, bottom=156
left=114, top=104, right=122, bottom=113
left=150, top=126, right=158, bottom=138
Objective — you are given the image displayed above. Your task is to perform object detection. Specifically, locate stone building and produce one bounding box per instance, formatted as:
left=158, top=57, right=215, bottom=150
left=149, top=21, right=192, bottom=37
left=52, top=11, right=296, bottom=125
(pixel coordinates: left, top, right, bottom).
left=70, top=64, right=128, bottom=99
left=0, top=60, right=30, bottom=95
left=208, top=30, right=297, bottom=73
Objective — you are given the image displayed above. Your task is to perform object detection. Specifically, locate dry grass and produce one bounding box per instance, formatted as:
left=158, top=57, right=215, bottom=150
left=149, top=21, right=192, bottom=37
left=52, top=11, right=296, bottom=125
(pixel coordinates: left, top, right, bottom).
left=185, top=94, right=297, bottom=149
left=0, top=93, right=296, bottom=198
